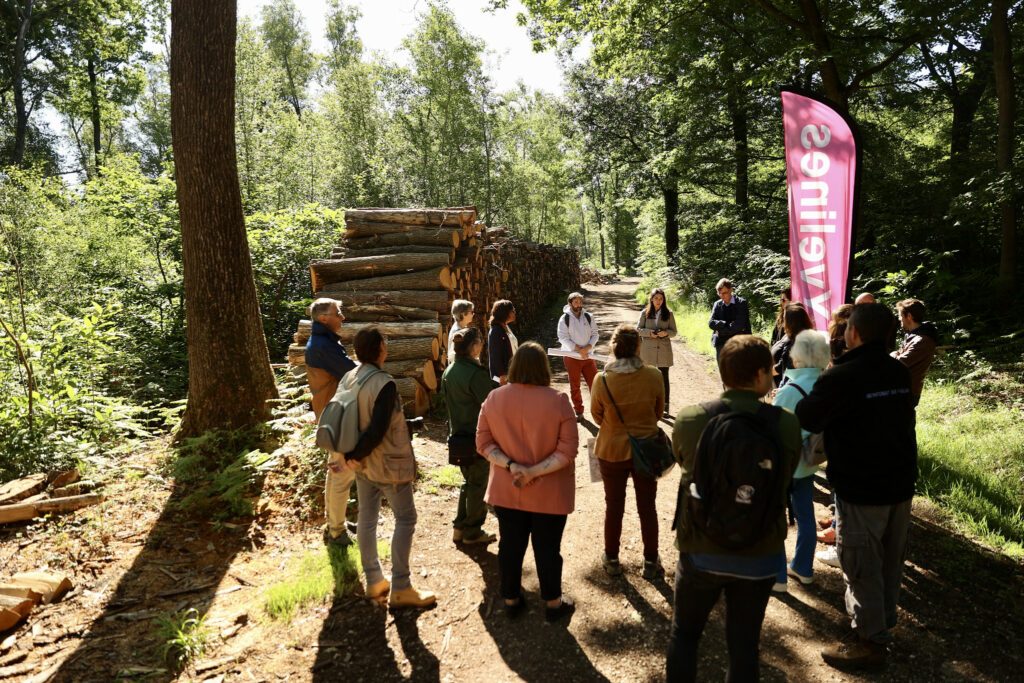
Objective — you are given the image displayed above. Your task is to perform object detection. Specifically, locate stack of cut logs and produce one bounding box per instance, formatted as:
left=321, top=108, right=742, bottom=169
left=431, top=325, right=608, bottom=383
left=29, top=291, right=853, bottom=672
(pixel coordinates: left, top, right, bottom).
left=287, top=207, right=580, bottom=416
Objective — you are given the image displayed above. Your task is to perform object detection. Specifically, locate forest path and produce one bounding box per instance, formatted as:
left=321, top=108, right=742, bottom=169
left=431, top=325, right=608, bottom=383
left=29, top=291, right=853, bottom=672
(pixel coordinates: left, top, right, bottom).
left=6, top=278, right=1022, bottom=682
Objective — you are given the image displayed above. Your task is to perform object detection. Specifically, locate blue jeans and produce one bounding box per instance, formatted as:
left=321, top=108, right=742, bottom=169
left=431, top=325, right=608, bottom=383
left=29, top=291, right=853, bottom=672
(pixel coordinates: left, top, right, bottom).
left=777, top=475, right=816, bottom=583
left=355, top=476, right=417, bottom=590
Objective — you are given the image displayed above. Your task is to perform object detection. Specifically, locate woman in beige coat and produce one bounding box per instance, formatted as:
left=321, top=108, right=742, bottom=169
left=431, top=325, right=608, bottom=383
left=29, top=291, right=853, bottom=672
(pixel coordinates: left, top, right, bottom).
left=636, top=288, right=677, bottom=416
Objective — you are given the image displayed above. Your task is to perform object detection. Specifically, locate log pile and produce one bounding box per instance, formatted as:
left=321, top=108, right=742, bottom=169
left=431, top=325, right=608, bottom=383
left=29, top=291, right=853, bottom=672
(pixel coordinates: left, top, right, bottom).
left=288, top=207, right=580, bottom=416
left=0, top=571, right=73, bottom=632
left=0, top=470, right=103, bottom=526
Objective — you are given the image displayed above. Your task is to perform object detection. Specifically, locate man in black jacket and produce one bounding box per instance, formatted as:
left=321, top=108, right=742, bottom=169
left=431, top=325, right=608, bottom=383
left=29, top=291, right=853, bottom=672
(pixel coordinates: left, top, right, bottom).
left=796, top=304, right=917, bottom=671
left=708, top=278, right=751, bottom=360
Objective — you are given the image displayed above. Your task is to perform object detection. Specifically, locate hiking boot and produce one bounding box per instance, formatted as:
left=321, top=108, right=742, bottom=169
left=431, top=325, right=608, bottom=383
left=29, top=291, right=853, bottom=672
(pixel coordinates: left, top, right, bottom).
left=642, top=559, right=665, bottom=580
left=462, top=530, right=497, bottom=545
left=323, top=527, right=353, bottom=548
left=452, top=528, right=463, bottom=543
left=389, top=586, right=437, bottom=609
left=602, top=553, right=622, bottom=577
left=366, top=578, right=390, bottom=600
left=821, top=636, right=887, bottom=670
left=788, top=566, right=814, bottom=585
left=772, top=581, right=788, bottom=594
left=818, top=527, right=837, bottom=544
left=816, top=546, right=841, bottom=568
left=544, top=596, right=575, bottom=624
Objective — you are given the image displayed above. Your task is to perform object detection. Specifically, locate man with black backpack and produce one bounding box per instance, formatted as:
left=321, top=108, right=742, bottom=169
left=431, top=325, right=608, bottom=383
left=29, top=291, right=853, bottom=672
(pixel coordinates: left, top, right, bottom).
left=666, top=335, right=801, bottom=682
left=796, top=303, right=917, bottom=671
left=557, top=291, right=599, bottom=420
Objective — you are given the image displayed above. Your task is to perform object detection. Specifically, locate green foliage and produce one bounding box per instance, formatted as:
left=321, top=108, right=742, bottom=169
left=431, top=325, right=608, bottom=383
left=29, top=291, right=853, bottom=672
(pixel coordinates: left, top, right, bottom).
left=263, top=542, right=389, bottom=621
left=156, top=607, right=210, bottom=671
left=167, top=428, right=278, bottom=520
left=427, top=465, right=463, bottom=489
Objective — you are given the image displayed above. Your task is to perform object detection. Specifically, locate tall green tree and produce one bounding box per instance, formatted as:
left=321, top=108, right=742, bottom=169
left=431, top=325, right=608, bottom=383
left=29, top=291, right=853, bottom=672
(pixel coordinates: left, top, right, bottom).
left=259, top=0, right=316, bottom=119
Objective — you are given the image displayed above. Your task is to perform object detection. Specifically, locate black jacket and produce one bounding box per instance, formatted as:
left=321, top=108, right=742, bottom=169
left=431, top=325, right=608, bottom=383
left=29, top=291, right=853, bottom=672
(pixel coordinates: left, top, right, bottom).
left=487, top=324, right=513, bottom=379
left=708, top=296, right=751, bottom=348
left=795, top=341, right=917, bottom=505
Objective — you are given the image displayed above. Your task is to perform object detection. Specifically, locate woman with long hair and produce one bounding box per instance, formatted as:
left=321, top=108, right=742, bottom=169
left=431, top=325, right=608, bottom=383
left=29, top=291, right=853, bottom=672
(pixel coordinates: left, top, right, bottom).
left=487, top=299, right=518, bottom=385
left=770, top=287, right=792, bottom=346
left=828, top=304, right=854, bottom=361
left=636, top=288, right=677, bottom=416
left=770, top=303, right=814, bottom=386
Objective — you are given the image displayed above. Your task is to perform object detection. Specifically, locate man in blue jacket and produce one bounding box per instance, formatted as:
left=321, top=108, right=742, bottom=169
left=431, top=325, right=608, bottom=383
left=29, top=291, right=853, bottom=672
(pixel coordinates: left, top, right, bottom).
left=305, top=298, right=358, bottom=547
left=796, top=303, right=917, bottom=670
left=708, top=278, right=751, bottom=360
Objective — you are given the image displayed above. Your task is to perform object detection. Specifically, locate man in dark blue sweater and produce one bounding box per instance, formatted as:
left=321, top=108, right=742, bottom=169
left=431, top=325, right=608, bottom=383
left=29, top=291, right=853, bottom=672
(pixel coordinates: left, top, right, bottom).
left=796, top=303, right=917, bottom=671
left=708, top=278, right=751, bottom=360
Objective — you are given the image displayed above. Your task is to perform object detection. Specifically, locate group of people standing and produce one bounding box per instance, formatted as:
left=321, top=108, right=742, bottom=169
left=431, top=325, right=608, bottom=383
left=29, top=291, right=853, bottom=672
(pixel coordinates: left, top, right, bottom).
left=303, top=277, right=938, bottom=679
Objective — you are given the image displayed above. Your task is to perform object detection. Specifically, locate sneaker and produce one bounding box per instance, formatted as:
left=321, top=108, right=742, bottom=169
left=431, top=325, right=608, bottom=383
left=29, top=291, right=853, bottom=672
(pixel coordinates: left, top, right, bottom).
left=788, top=566, right=814, bottom=585
left=816, top=546, right=841, bottom=568
left=389, top=586, right=437, bottom=609
left=817, top=527, right=837, bottom=545
left=772, top=582, right=788, bottom=594
left=323, top=527, right=353, bottom=548
left=544, top=596, right=575, bottom=623
left=462, top=531, right=497, bottom=545
left=504, top=592, right=527, bottom=620
left=602, top=553, right=623, bottom=577
left=821, top=636, right=887, bottom=670
left=818, top=516, right=834, bottom=529
left=452, top=528, right=463, bottom=543
left=366, top=578, right=390, bottom=599
left=642, top=560, right=665, bottom=580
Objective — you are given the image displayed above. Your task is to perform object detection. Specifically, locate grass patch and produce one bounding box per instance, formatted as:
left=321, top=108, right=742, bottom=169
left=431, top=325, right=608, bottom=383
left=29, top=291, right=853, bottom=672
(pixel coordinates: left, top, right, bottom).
left=263, top=542, right=390, bottom=622
left=156, top=607, right=210, bottom=672
left=916, top=383, right=1024, bottom=559
left=426, top=465, right=463, bottom=489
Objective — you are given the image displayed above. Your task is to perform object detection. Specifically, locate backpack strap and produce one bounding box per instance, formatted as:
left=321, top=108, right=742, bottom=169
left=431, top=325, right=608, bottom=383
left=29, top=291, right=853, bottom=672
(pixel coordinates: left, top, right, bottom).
left=672, top=399, right=729, bottom=532
left=790, top=383, right=808, bottom=398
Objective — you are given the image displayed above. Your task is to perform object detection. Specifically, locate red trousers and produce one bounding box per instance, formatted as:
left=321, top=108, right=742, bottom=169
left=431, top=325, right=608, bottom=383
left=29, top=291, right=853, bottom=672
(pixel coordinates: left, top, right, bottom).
left=564, top=356, right=598, bottom=415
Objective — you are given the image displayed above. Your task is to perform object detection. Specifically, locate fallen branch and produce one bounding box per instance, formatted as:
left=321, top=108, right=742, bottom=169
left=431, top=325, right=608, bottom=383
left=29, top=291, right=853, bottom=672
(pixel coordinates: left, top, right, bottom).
left=0, top=493, right=104, bottom=525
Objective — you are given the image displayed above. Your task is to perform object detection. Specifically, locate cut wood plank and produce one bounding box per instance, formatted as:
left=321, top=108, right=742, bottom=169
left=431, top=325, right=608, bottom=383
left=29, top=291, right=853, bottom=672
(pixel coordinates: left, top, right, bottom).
left=48, top=470, right=80, bottom=489
left=340, top=229, right=460, bottom=252
left=0, top=493, right=104, bottom=525
left=0, top=608, right=23, bottom=633
left=310, top=253, right=451, bottom=284
left=297, top=320, right=441, bottom=343
left=317, top=267, right=454, bottom=293
left=344, top=208, right=474, bottom=227
left=50, top=481, right=96, bottom=497
left=0, top=595, right=33, bottom=618
left=9, top=572, right=73, bottom=604
left=0, top=474, right=47, bottom=505
left=316, top=290, right=451, bottom=313
left=0, top=586, right=42, bottom=605
left=19, top=493, right=49, bottom=504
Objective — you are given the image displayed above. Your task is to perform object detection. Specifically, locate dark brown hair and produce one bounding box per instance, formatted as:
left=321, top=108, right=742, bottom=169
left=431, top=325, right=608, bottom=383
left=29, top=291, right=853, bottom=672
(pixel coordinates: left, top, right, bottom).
left=718, top=335, right=772, bottom=389
left=774, top=287, right=792, bottom=333
left=507, top=342, right=551, bottom=386
left=783, top=302, right=813, bottom=339
left=353, top=326, right=386, bottom=364
left=489, top=299, right=515, bottom=326
left=645, top=288, right=671, bottom=322
left=452, top=326, right=481, bottom=357
left=828, top=304, right=854, bottom=341
left=611, top=324, right=641, bottom=359
left=849, top=303, right=896, bottom=345
left=896, top=299, right=926, bottom=324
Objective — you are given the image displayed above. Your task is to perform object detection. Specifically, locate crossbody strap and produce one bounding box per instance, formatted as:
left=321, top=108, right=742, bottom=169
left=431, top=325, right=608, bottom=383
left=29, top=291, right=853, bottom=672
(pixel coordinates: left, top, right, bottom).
left=600, top=373, right=636, bottom=438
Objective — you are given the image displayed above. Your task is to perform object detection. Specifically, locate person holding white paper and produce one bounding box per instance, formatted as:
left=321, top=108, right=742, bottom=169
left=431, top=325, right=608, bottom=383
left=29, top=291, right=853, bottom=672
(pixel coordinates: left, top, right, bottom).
left=557, top=291, right=599, bottom=420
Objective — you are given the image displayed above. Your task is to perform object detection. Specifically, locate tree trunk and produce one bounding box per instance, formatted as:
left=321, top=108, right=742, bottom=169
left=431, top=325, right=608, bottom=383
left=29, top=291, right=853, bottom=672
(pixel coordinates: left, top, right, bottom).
left=726, top=73, right=749, bottom=220
left=171, top=0, right=278, bottom=437
left=88, top=55, right=102, bottom=176
left=342, top=229, right=461, bottom=250
left=317, top=289, right=451, bottom=313
left=662, top=175, right=680, bottom=265
left=799, top=0, right=848, bottom=110
left=344, top=208, right=473, bottom=226
left=948, top=35, right=992, bottom=198
left=310, top=253, right=451, bottom=283
left=331, top=245, right=454, bottom=260
left=993, top=0, right=1017, bottom=291
left=345, top=222, right=464, bottom=240
left=314, top=267, right=454, bottom=293
left=11, top=2, right=33, bottom=166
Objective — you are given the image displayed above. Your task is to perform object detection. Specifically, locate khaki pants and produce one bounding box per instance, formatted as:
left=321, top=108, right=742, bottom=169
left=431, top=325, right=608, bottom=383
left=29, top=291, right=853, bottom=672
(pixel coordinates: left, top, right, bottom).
left=326, top=452, right=356, bottom=538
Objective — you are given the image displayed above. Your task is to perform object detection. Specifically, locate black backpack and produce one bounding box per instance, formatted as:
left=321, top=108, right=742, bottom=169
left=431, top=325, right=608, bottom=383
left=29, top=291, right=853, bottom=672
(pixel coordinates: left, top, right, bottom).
left=685, top=400, right=785, bottom=550
left=562, top=311, right=593, bottom=327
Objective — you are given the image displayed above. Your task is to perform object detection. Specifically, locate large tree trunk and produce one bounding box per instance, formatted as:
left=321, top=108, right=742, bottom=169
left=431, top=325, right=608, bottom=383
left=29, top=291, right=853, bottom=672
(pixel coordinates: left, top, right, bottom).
left=171, top=0, right=278, bottom=437
left=662, top=175, right=680, bottom=265
left=11, top=2, right=32, bottom=166
left=726, top=74, right=749, bottom=220
left=993, top=0, right=1017, bottom=292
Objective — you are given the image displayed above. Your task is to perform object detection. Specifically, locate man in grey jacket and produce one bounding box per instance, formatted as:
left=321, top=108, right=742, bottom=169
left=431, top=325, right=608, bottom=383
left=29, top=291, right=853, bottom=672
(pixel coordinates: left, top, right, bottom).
left=557, top=292, right=599, bottom=419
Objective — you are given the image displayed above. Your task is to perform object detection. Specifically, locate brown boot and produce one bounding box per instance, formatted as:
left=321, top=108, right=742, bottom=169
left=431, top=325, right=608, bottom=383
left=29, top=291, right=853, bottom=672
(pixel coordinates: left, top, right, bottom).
left=821, top=636, right=887, bottom=670
left=389, top=586, right=437, bottom=609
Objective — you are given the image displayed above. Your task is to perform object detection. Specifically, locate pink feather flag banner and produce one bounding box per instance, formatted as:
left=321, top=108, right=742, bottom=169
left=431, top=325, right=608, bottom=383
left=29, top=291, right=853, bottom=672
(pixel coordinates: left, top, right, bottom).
left=781, top=89, right=859, bottom=331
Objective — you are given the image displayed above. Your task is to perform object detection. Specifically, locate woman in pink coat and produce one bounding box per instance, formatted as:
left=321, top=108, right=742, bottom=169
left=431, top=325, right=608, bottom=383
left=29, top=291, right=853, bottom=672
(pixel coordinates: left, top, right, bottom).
left=476, top=342, right=579, bottom=623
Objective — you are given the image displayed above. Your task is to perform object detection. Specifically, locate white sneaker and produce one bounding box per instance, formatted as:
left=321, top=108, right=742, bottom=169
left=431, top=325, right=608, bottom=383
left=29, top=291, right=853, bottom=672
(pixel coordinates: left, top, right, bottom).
left=772, top=581, right=788, bottom=594
left=816, top=546, right=841, bottom=568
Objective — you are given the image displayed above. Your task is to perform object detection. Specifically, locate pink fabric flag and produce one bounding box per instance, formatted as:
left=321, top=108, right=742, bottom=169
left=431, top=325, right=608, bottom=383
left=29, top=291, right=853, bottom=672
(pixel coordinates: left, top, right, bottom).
left=782, top=90, right=859, bottom=331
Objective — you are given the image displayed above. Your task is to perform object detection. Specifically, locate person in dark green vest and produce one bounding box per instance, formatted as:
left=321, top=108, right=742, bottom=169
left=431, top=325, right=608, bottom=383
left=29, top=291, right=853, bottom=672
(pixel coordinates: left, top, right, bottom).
left=440, top=326, right=499, bottom=545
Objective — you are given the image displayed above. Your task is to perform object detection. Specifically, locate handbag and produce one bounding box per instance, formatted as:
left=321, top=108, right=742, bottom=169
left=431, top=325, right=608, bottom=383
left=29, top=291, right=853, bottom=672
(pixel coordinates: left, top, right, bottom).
left=447, top=433, right=479, bottom=467
left=600, top=373, right=676, bottom=478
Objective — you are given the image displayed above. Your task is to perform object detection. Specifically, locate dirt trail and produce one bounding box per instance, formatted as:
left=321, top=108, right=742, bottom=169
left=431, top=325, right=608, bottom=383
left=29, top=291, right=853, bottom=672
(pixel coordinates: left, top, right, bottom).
left=3, top=277, right=1021, bottom=682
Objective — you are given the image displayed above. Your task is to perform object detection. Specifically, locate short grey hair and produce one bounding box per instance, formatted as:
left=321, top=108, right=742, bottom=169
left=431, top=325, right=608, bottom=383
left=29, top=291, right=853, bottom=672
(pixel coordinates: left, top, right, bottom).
left=790, top=330, right=830, bottom=370
left=716, top=278, right=734, bottom=291
left=451, top=299, right=474, bottom=319
left=309, top=297, right=341, bottom=320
